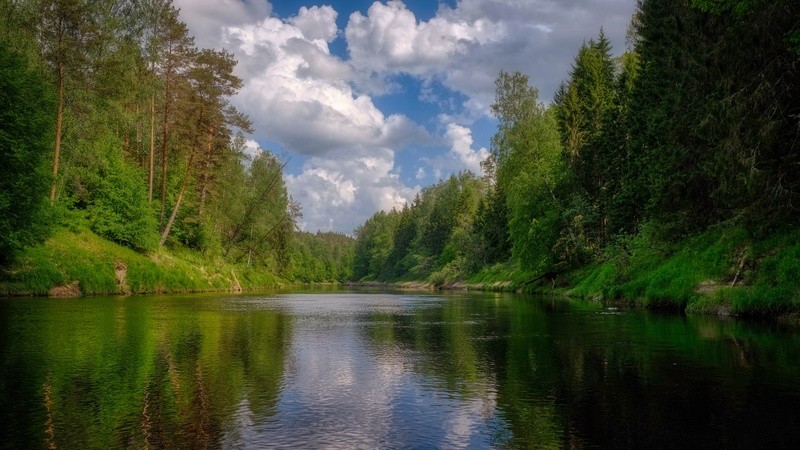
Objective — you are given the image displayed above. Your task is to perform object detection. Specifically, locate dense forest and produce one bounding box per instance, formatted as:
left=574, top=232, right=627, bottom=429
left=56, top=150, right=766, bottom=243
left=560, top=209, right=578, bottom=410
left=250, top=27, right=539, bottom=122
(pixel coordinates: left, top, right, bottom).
left=0, top=0, right=353, bottom=293
left=353, top=0, right=800, bottom=316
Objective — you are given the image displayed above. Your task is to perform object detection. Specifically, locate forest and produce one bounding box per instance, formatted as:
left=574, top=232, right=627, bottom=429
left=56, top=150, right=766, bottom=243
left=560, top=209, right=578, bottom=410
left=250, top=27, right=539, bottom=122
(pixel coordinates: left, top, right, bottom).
left=0, top=0, right=354, bottom=294
left=352, top=0, right=800, bottom=316
left=2, top=0, right=800, bottom=315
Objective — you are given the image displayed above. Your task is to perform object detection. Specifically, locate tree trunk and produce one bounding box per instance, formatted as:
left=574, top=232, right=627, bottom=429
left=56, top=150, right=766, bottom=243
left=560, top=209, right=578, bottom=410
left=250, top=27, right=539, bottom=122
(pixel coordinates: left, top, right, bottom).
left=159, top=151, right=194, bottom=248
left=49, top=59, right=65, bottom=205
left=159, top=61, right=172, bottom=225
left=159, top=105, right=169, bottom=224
left=198, top=127, right=213, bottom=216
left=148, top=93, right=155, bottom=202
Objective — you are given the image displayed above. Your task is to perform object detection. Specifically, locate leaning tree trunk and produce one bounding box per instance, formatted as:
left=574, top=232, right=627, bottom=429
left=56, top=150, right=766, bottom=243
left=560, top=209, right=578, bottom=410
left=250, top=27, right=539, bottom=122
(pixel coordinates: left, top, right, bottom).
left=158, top=151, right=195, bottom=248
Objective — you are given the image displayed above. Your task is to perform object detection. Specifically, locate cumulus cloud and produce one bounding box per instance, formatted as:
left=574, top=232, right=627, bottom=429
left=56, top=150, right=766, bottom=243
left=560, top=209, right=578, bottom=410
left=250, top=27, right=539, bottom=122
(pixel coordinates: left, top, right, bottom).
left=346, top=0, right=634, bottom=111
left=445, top=123, right=489, bottom=174
left=289, top=5, right=339, bottom=42
left=286, top=148, right=418, bottom=234
left=174, top=0, right=271, bottom=49
left=419, top=123, right=488, bottom=181
left=346, top=1, right=503, bottom=74
left=243, top=138, right=262, bottom=159
left=219, top=11, right=429, bottom=157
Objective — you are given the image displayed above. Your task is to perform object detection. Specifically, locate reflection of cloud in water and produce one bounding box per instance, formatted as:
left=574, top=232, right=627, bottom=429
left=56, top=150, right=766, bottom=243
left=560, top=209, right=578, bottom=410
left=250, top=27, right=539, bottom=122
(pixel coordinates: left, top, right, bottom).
left=228, top=293, right=500, bottom=448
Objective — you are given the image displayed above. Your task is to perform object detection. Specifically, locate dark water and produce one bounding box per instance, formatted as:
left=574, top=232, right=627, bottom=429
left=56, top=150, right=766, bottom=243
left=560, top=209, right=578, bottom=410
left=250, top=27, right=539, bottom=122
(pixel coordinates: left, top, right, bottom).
left=1, top=291, right=800, bottom=449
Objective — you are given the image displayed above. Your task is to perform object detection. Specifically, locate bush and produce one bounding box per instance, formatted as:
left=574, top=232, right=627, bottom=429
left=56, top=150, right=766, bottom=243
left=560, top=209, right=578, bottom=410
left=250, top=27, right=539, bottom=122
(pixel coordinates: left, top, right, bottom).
left=88, top=156, right=159, bottom=252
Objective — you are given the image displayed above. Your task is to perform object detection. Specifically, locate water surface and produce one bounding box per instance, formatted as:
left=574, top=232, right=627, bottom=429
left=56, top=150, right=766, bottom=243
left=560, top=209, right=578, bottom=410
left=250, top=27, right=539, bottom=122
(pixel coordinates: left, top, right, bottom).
left=1, top=291, right=799, bottom=448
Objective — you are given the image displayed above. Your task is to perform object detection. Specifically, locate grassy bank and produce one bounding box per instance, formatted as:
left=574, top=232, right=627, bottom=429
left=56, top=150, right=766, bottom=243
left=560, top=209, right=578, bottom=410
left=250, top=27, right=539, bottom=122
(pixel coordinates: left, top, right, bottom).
left=565, top=227, right=800, bottom=317
left=458, top=226, right=800, bottom=318
left=0, top=228, right=286, bottom=297
left=7, top=225, right=799, bottom=321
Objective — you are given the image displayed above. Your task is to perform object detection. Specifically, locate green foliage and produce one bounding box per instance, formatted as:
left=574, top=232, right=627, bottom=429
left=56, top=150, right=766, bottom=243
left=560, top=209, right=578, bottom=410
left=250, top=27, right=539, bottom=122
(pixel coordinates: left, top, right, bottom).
left=722, top=230, right=800, bottom=315
left=471, top=185, right=511, bottom=267
left=88, top=155, right=158, bottom=251
left=213, top=148, right=293, bottom=272
left=562, top=225, right=800, bottom=317
left=0, top=1, right=299, bottom=287
left=288, top=231, right=355, bottom=283
left=353, top=210, right=398, bottom=280
left=553, top=31, right=622, bottom=255
left=624, top=0, right=800, bottom=234
left=352, top=172, right=486, bottom=282
left=0, top=45, right=54, bottom=266
left=348, top=0, right=800, bottom=320
left=492, top=74, right=567, bottom=274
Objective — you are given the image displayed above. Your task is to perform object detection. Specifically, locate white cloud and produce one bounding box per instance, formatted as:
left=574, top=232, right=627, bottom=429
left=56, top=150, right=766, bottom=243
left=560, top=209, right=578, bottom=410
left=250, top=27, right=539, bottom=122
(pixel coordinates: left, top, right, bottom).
left=243, top=139, right=262, bottom=159
left=286, top=148, right=418, bottom=234
left=418, top=123, right=488, bottom=180
left=345, top=0, right=634, bottom=112
left=174, top=0, right=271, bottom=49
left=219, top=12, right=429, bottom=157
left=289, top=5, right=339, bottom=42
left=198, top=4, right=428, bottom=232
left=346, top=1, right=503, bottom=74
left=445, top=123, right=489, bottom=174
left=173, top=0, right=637, bottom=232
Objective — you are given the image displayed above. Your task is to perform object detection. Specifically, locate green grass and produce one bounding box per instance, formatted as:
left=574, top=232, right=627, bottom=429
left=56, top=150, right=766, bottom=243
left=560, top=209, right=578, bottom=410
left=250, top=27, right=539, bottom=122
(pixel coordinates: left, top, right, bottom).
left=568, top=227, right=743, bottom=310
left=0, top=227, right=287, bottom=296
left=563, top=226, right=800, bottom=317
left=568, top=260, right=617, bottom=299
left=722, top=230, right=800, bottom=316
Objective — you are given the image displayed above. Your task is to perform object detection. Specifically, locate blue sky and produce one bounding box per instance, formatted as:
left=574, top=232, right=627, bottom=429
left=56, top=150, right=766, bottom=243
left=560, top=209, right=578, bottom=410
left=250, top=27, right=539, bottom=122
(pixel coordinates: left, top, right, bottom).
left=174, top=0, right=636, bottom=233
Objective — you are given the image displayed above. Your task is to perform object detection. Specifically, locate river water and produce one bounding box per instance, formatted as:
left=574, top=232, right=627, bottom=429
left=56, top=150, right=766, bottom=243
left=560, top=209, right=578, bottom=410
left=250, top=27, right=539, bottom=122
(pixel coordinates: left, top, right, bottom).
left=1, top=290, right=799, bottom=448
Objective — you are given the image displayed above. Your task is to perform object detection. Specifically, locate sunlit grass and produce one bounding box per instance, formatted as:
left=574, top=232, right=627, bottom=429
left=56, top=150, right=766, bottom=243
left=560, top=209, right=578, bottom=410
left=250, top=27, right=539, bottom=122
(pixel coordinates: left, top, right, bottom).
left=0, top=227, right=287, bottom=296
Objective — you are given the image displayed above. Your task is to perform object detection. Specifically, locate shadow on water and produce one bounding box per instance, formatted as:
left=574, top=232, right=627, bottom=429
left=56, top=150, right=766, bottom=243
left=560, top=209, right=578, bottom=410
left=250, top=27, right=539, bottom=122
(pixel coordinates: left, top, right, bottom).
left=1, top=291, right=799, bottom=448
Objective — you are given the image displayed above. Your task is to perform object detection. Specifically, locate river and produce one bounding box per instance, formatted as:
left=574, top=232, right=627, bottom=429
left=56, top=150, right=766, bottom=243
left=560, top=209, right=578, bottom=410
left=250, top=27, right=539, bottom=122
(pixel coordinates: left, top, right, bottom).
left=1, top=290, right=799, bottom=448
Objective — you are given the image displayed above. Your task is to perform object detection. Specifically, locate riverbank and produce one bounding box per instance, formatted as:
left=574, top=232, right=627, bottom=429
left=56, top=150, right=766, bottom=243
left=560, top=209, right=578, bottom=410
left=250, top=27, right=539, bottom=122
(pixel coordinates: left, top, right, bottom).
left=0, top=228, right=288, bottom=297
left=561, top=226, right=800, bottom=319
left=357, top=226, right=800, bottom=320
left=6, top=225, right=799, bottom=322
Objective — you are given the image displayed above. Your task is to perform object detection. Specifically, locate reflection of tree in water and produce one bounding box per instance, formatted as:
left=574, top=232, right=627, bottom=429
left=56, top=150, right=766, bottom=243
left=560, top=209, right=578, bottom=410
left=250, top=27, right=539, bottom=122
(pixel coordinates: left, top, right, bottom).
left=362, top=294, right=512, bottom=445
left=364, top=296, right=499, bottom=398
left=498, top=300, right=800, bottom=448
left=362, top=293, right=800, bottom=449
left=0, top=298, right=290, bottom=449
left=3, top=295, right=800, bottom=448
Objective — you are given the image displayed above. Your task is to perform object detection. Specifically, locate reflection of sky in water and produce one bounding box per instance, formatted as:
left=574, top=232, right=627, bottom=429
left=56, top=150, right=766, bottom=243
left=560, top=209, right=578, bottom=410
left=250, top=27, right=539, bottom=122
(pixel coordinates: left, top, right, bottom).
left=227, top=293, right=501, bottom=448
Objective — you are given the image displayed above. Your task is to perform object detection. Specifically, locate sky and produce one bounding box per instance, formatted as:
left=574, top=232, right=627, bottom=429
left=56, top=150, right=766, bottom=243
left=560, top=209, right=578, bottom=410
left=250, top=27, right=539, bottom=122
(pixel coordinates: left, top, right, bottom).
left=173, top=0, right=637, bottom=234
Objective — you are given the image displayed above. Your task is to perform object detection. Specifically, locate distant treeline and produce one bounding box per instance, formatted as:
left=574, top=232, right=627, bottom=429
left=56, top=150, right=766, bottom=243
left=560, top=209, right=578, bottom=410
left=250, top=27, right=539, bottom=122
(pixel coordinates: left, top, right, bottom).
left=353, top=0, right=800, bottom=289
left=0, top=0, right=353, bottom=283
